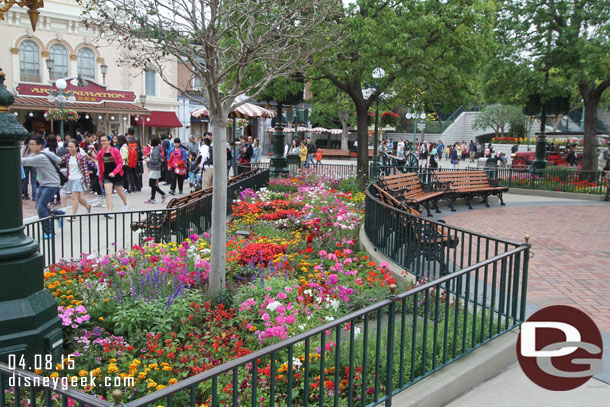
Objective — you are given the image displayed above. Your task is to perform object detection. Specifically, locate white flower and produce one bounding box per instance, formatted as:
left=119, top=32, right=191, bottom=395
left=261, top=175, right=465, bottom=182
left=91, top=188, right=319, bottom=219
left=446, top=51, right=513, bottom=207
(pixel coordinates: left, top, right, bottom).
left=303, top=289, right=313, bottom=296
left=354, top=327, right=361, bottom=339
left=293, top=357, right=302, bottom=369
left=298, top=324, right=305, bottom=330
left=325, top=316, right=335, bottom=322
left=329, top=299, right=340, bottom=312
left=266, top=301, right=281, bottom=312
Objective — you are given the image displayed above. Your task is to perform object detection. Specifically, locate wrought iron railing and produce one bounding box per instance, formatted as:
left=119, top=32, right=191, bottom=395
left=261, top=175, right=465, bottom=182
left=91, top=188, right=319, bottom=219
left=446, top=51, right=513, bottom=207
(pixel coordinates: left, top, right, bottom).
left=0, top=242, right=528, bottom=407
left=246, top=162, right=359, bottom=179
left=365, top=184, right=525, bottom=280
left=24, top=169, right=270, bottom=268
left=1, top=167, right=530, bottom=407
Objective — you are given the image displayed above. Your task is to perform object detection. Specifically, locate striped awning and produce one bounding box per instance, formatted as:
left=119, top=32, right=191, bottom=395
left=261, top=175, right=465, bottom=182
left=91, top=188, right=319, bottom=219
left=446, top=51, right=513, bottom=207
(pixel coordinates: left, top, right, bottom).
left=191, top=102, right=275, bottom=119
left=266, top=126, right=311, bottom=133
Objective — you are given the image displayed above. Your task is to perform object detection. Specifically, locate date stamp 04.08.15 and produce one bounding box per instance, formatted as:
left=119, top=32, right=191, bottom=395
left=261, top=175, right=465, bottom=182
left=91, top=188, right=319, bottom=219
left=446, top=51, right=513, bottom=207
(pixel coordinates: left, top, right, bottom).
left=6, top=353, right=134, bottom=391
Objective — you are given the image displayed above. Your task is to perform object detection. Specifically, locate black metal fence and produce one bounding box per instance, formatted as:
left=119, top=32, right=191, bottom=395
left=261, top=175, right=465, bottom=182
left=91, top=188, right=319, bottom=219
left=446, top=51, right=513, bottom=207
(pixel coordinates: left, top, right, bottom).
left=1, top=167, right=530, bottom=407
left=24, top=169, right=269, bottom=268
left=1, top=242, right=528, bottom=407
left=247, top=162, right=358, bottom=179
left=365, top=183, right=525, bottom=280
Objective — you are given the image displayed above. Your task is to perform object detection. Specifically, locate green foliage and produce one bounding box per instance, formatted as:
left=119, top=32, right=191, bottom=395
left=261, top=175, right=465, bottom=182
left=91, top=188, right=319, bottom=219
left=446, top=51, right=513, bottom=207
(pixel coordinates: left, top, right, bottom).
left=472, top=104, right=528, bottom=137
left=337, top=177, right=365, bottom=194
left=495, top=0, right=610, bottom=171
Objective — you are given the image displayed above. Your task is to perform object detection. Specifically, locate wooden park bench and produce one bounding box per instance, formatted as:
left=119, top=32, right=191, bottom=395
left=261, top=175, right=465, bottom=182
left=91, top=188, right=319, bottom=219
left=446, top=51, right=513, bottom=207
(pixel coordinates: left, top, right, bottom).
left=372, top=184, right=458, bottom=276
left=378, top=172, right=444, bottom=217
left=131, top=169, right=261, bottom=240
left=433, top=170, right=508, bottom=211
left=319, top=148, right=373, bottom=159
left=131, top=186, right=213, bottom=241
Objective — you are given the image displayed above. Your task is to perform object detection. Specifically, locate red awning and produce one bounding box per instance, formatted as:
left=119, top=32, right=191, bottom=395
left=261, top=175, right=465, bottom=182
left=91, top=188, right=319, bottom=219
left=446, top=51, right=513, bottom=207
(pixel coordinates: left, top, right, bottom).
left=131, top=111, right=182, bottom=128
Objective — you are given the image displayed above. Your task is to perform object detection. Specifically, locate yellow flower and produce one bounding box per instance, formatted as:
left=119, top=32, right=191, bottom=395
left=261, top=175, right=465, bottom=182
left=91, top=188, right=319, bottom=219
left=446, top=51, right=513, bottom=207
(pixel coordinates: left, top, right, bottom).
left=156, top=385, right=166, bottom=391
left=34, top=369, right=43, bottom=375
left=168, top=378, right=178, bottom=385
left=108, top=363, right=119, bottom=374
left=50, top=372, right=59, bottom=378
left=162, top=366, right=172, bottom=371
left=99, top=317, right=104, bottom=321
left=79, top=370, right=88, bottom=377
left=147, top=381, right=157, bottom=389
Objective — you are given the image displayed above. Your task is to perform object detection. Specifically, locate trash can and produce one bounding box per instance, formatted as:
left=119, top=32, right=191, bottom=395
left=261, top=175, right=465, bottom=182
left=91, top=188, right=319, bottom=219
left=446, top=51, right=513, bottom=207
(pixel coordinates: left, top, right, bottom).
left=485, top=158, right=498, bottom=179
left=287, top=154, right=301, bottom=174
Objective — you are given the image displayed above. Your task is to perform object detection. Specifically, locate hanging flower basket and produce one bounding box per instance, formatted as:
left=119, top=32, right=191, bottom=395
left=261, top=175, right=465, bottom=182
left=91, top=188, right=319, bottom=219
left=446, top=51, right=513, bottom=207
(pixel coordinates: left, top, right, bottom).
left=44, top=109, right=79, bottom=122
left=380, top=112, right=399, bottom=127
left=227, top=118, right=249, bottom=128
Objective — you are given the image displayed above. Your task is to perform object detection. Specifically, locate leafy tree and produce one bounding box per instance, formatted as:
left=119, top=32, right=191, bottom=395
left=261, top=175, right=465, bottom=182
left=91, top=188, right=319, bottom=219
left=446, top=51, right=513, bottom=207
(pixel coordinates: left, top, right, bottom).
left=308, top=80, right=356, bottom=150
left=497, top=0, right=610, bottom=171
left=310, top=0, right=496, bottom=178
left=472, top=104, right=526, bottom=138
left=79, top=0, right=339, bottom=293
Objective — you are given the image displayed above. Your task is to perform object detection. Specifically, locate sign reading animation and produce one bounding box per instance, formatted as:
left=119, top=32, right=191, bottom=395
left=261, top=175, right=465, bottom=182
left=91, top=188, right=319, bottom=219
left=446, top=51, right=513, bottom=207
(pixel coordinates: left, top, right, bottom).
left=16, top=82, right=136, bottom=103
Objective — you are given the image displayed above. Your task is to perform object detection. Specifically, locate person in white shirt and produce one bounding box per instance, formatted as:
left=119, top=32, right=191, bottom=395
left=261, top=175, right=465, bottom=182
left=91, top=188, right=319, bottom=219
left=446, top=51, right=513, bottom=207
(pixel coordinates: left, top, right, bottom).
left=396, top=138, right=405, bottom=158
left=199, top=138, right=213, bottom=189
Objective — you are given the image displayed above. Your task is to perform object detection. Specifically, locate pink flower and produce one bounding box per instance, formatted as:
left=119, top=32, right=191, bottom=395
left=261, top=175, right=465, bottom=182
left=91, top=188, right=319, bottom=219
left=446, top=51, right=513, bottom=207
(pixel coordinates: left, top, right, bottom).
left=328, top=274, right=339, bottom=285
left=277, top=292, right=287, bottom=300
left=262, top=313, right=270, bottom=322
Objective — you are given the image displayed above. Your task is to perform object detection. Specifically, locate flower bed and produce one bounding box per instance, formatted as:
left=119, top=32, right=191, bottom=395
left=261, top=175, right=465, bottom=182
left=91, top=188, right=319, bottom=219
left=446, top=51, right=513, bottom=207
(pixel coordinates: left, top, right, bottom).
left=33, top=171, right=403, bottom=404
left=499, top=171, right=606, bottom=194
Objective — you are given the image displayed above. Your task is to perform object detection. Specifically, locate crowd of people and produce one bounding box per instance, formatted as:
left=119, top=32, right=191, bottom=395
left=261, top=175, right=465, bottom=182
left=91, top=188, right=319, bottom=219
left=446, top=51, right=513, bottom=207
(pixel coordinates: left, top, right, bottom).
left=285, top=137, right=322, bottom=167
left=377, top=138, right=500, bottom=169
left=20, top=128, right=264, bottom=238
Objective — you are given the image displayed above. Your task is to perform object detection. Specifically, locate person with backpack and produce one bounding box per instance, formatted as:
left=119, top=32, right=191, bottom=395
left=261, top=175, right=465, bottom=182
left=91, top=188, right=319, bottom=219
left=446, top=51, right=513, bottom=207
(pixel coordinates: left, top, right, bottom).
left=96, top=134, right=129, bottom=217
left=144, top=135, right=167, bottom=204
left=199, top=138, right=213, bottom=188
left=237, top=136, right=253, bottom=174
left=161, top=133, right=172, bottom=184
left=60, top=139, right=92, bottom=221
left=20, top=135, right=65, bottom=238
left=125, top=129, right=141, bottom=192
left=168, top=138, right=188, bottom=194
left=315, top=148, right=323, bottom=166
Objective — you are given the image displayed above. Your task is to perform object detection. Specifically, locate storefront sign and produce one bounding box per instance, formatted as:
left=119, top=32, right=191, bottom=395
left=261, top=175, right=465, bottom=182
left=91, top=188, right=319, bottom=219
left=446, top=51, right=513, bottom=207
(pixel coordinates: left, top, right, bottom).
left=16, top=82, right=136, bottom=103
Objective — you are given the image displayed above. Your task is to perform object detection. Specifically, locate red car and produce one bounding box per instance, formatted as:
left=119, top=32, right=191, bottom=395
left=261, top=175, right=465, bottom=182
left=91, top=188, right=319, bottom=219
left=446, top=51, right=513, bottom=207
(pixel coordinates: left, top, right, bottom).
left=510, top=149, right=582, bottom=169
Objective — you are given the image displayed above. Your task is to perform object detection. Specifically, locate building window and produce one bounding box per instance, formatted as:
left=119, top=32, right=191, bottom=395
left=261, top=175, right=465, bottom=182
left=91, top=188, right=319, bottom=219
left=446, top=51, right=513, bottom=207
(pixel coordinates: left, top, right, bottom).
left=19, top=40, right=40, bottom=82
left=49, top=44, right=69, bottom=80
left=145, top=69, right=156, bottom=96
left=192, top=75, right=202, bottom=89
left=77, top=47, right=96, bottom=80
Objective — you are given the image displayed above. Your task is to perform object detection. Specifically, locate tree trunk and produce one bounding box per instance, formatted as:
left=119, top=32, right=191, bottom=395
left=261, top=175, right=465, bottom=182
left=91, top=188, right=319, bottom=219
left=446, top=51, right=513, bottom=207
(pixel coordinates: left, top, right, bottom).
left=581, top=95, right=599, bottom=172
left=338, top=112, right=350, bottom=150
left=341, top=128, right=349, bottom=150
left=208, top=122, right=228, bottom=294
left=355, top=101, right=370, bottom=180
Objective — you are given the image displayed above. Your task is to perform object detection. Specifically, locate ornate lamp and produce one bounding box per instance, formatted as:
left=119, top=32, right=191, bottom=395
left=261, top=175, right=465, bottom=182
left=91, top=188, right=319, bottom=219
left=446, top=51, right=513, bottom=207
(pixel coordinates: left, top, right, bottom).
left=0, top=0, right=45, bottom=31
left=0, top=68, right=62, bottom=366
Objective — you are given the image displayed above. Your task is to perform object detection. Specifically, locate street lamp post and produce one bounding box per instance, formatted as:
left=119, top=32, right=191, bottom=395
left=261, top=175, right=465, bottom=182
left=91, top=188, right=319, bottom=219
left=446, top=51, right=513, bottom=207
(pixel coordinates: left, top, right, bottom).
left=0, top=68, right=62, bottom=366
left=47, top=78, right=76, bottom=140
left=100, top=64, right=108, bottom=85
left=405, top=110, right=426, bottom=145
left=140, top=94, right=147, bottom=142
left=371, top=68, right=385, bottom=177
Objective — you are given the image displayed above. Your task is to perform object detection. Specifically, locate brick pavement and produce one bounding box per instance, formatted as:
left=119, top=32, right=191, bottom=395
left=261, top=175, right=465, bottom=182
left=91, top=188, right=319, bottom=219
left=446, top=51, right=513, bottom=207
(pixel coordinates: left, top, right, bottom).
left=443, top=204, right=610, bottom=333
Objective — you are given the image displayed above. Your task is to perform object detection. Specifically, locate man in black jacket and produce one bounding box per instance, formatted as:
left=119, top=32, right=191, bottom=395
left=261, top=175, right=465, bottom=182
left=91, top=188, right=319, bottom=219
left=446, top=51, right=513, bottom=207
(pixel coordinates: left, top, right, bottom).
left=306, top=137, right=316, bottom=168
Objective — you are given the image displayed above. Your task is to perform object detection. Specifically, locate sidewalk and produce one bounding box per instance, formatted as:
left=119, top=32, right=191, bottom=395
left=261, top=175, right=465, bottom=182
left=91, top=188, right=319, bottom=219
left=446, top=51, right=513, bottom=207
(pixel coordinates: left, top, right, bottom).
left=447, top=364, right=610, bottom=407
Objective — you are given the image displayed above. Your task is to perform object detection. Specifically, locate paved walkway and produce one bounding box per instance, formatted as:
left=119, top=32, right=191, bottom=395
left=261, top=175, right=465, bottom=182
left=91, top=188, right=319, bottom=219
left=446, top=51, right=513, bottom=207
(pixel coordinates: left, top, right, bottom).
left=447, top=364, right=610, bottom=407
left=441, top=201, right=610, bottom=334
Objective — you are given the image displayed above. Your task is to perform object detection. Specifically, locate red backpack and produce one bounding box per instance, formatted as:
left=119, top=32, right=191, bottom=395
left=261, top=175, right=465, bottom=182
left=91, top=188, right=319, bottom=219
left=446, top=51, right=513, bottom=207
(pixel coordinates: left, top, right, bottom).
left=127, top=143, right=138, bottom=168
